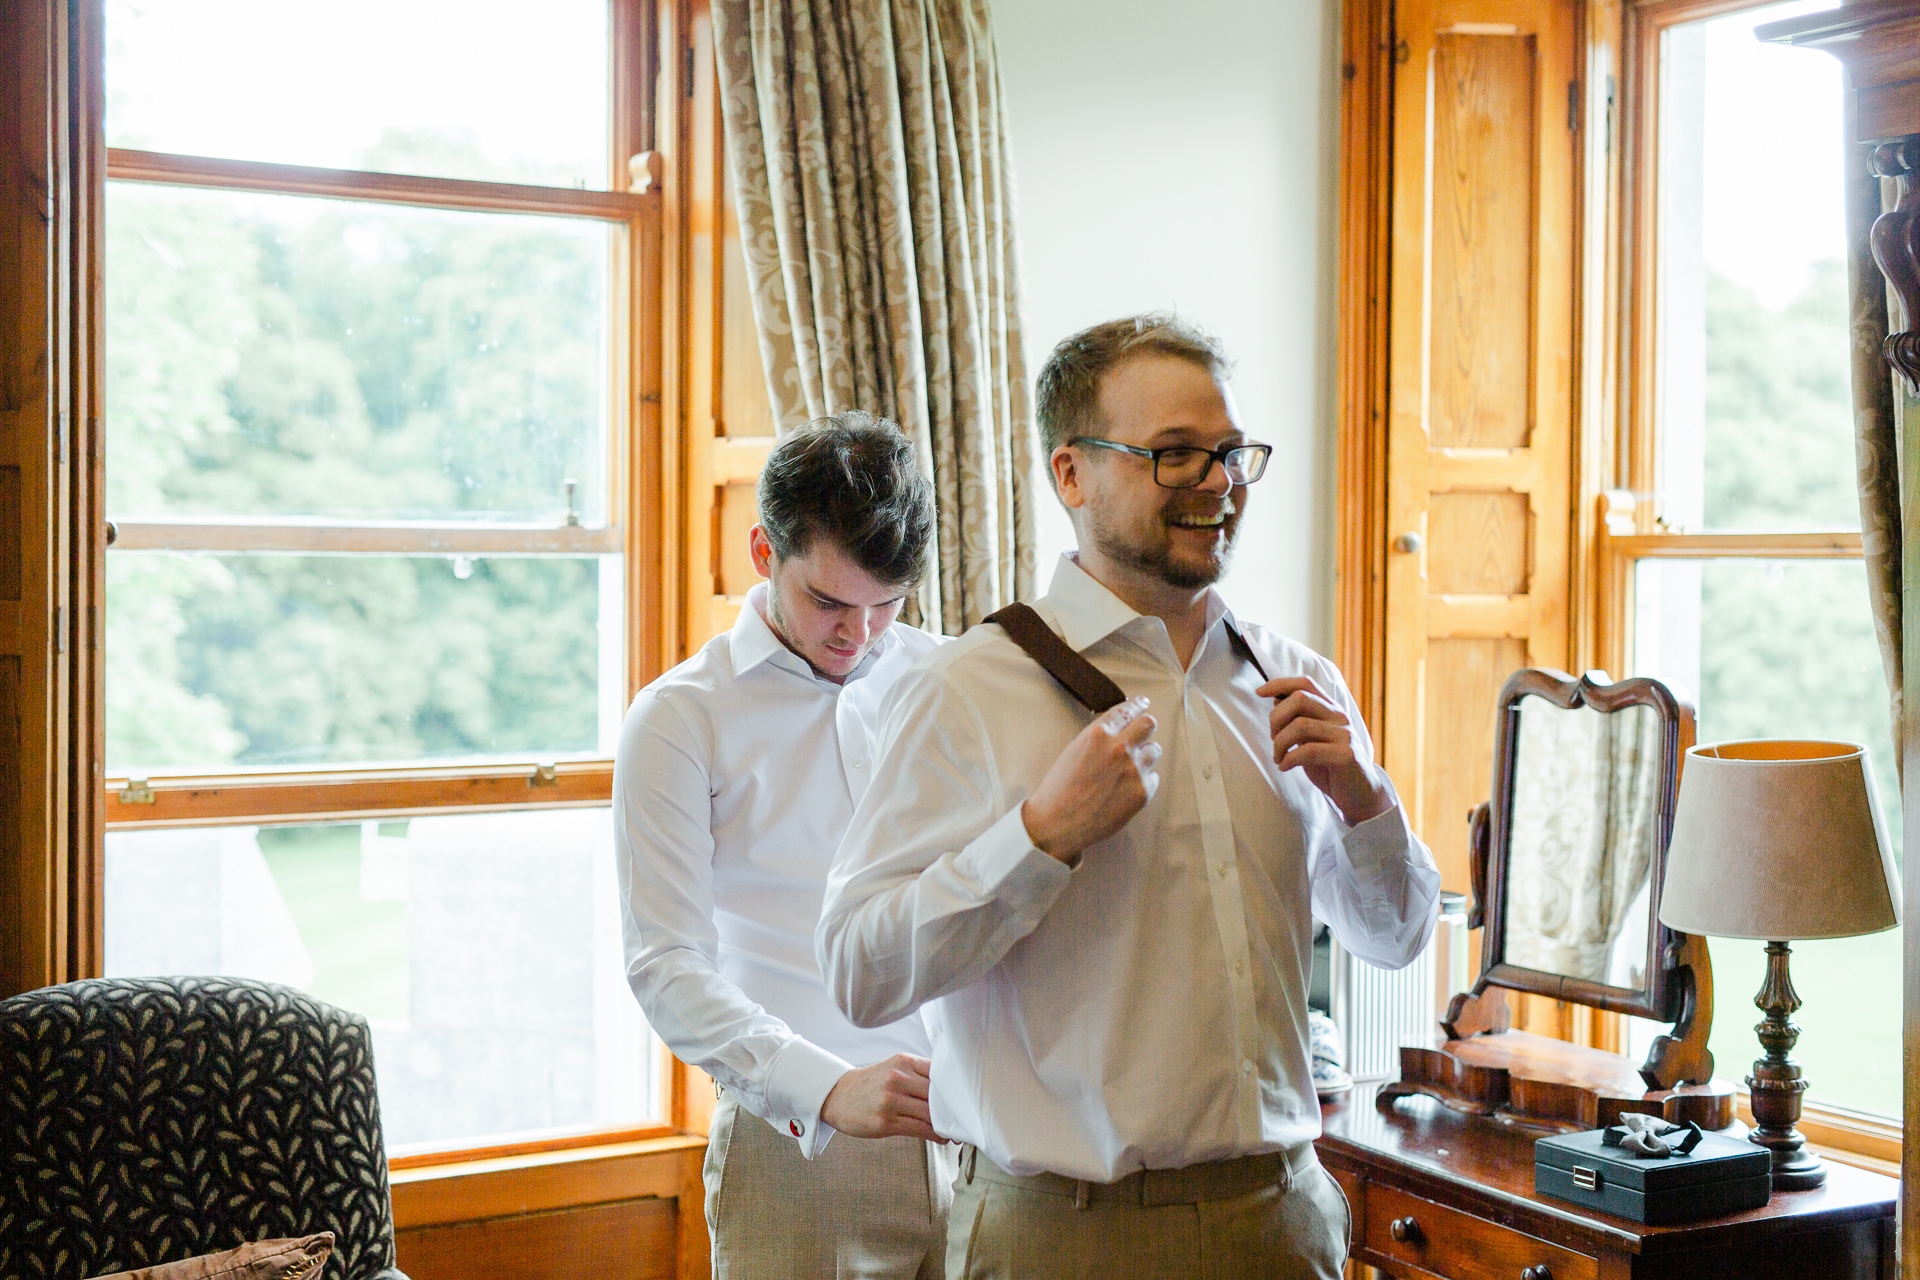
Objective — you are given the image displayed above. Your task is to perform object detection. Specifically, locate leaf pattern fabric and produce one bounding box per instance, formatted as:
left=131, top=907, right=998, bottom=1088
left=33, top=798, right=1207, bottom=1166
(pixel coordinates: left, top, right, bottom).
left=714, top=0, right=1038, bottom=634
left=0, top=977, right=406, bottom=1280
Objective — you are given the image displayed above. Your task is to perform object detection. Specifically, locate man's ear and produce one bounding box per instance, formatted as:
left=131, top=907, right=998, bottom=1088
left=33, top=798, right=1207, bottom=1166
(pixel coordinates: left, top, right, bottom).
left=1051, top=445, right=1086, bottom=510
left=748, top=524, right=777, bottom=580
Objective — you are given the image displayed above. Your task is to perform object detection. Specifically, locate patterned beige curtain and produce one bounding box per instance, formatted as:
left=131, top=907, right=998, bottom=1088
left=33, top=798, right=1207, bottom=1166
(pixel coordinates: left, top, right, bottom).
left=714, top=0, right=1037, bottom=633
left=1846, top=102, right=1903, bottom=769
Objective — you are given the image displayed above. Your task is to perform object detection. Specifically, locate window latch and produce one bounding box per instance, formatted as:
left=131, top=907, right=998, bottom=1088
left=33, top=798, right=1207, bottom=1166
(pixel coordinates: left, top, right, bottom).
left=118, top=779, right=156, bottom=805
left=529, top=764, right=559, bottom=787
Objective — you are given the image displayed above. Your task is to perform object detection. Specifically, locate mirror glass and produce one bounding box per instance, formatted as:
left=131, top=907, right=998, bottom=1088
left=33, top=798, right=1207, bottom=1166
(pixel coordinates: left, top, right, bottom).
left=1503, top=697, right=1663, bottom=990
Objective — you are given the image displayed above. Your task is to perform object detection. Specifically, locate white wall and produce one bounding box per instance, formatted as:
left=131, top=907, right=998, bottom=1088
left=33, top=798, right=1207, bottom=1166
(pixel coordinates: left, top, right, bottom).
left=995, top=0, right=1340, bottom=650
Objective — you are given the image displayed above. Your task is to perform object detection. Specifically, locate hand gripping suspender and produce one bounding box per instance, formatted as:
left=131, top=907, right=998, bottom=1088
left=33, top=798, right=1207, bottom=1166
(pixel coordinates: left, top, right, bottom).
left=980, top=603, right=1275, bottom=714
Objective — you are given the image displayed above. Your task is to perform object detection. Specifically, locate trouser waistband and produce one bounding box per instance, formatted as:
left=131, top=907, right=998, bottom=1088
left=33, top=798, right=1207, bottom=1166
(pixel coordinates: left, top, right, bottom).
left=959, top=1142, right=1319, bottom=1208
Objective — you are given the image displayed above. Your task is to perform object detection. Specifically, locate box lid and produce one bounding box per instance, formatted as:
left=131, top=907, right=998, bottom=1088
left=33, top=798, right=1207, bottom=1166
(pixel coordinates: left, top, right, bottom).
left=1534, top=1127, right=1772, bottom=1192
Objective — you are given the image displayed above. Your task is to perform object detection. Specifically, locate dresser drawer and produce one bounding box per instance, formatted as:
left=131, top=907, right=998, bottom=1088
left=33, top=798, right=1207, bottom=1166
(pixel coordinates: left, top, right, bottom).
left=1362, top=1183, right=1598, bottom=1280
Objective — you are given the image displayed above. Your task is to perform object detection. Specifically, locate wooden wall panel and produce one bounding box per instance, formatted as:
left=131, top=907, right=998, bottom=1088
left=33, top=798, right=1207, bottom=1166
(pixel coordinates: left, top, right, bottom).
left=396, top=1197, right=678, bottom=1280
left=1430, top=34, right=1539, bottom=450
left=1419, top=637, right=1527, bottom=889
left=1428, top=491, right=1532, bottom=595
left=716, top=481, right=759, bottom=597
left=1381, top=0, right=1578, bottom=896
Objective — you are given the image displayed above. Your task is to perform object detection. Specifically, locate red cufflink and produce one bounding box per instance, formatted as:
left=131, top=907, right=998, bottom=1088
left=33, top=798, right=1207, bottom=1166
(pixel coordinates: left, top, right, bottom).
left=790, top=1120, right=803, bottom=1137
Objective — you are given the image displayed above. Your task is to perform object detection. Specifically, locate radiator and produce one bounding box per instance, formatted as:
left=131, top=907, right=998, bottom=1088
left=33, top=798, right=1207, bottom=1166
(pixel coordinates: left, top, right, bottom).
left=1328, top=900, right=1468, bottom=1083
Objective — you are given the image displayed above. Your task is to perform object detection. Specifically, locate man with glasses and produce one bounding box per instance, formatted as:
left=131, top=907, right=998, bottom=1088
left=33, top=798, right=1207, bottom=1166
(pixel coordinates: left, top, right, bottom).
left=818, top=314, right=1440, bottom=1278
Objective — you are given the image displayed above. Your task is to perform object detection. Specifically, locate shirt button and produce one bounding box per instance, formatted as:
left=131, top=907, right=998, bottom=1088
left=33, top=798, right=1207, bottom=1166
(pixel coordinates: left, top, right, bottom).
left=1216, top=863, right=1230, bottom=879
left=1202, top=763, right=1215, bottom=780
left=1234, top=958, right=1246, bottom=976
left=790, top=1120, right=804, bottom=1137
left=1241, top=1059, right=1254, bottom=1075
left=852, top=760, right=866, bottom=769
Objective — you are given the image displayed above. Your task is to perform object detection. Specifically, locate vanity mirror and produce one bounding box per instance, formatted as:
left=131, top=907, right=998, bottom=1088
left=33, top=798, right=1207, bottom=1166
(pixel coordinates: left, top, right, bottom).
left=1382, top=669, right=1728, bottom=1130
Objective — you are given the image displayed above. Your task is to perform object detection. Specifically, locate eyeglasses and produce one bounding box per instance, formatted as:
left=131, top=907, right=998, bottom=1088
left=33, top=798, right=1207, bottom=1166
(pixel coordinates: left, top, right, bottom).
left=1069, top=437, right=1272, bottom=489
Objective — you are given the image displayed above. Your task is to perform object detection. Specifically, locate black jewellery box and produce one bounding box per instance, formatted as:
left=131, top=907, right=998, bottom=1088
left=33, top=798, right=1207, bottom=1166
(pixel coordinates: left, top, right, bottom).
left=1535, top=1127, right=1773, bottom=1224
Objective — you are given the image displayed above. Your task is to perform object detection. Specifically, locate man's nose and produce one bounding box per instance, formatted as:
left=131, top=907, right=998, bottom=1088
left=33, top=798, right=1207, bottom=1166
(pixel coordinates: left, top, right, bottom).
left=1196, top=456, right=1234, bottom=496
left=841, top=610, right=875, bottom=647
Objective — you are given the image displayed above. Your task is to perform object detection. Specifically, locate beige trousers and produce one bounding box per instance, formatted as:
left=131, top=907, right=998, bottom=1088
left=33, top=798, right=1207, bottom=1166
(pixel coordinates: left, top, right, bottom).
left=943, top=1143, right=1350, bottom=1280
left=705, top=1091, right=957, bottom=1279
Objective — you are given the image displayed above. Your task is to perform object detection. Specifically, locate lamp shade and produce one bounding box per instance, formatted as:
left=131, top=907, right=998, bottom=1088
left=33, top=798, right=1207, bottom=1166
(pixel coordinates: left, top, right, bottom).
left=1658, top=740, right=1900, bottom=941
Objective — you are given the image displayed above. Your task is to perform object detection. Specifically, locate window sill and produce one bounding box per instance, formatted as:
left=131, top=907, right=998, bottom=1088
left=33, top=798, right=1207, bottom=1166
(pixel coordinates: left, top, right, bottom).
left=390, top=1131, right=708, bottom=1230
left=1733, top=1095, right=1899, bottom=1178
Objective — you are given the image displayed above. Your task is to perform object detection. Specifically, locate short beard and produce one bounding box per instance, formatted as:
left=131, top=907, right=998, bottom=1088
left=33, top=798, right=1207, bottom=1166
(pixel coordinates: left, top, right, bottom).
left=1089, top=510, right=1241, bottom=590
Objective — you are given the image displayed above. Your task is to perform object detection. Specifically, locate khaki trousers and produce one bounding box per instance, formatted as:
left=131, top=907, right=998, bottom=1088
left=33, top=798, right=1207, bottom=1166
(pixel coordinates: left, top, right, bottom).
left=705, top=1091, right=957, bottom=1279
left=943, top=1143, right=1350, bottom=1280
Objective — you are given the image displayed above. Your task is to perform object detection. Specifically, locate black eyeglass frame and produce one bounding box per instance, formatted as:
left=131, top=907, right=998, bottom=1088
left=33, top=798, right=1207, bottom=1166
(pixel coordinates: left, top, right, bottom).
left=1067, top=436, right=1273, bottom=488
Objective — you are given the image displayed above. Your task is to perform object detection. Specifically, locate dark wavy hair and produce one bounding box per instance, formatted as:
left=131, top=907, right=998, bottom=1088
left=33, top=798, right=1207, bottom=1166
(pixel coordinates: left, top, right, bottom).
left=756, top=411, right=936, bottom=587
left=1035, top=312, right=1233, bottom=459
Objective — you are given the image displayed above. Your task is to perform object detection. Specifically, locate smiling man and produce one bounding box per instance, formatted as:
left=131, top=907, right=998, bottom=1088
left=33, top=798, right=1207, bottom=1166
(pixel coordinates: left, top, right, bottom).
left=616, top=413, right=954, bottom=1277
left=817, top=316, right=1441, bottom=1279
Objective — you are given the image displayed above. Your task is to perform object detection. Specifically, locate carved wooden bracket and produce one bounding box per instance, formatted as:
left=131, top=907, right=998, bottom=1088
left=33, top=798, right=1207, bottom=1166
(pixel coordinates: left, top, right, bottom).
left=1868, top=135, right=1920, bottom=393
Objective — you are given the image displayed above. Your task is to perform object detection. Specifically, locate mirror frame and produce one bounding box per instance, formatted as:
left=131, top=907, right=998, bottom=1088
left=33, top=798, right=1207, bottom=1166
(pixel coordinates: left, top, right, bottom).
left=1468, top=667, right=1697, bottom=1024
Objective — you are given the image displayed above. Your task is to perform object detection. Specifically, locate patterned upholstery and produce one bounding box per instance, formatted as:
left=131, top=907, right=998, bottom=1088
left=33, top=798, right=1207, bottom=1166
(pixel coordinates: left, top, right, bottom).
left=0, top=977, right=408, bottom=1280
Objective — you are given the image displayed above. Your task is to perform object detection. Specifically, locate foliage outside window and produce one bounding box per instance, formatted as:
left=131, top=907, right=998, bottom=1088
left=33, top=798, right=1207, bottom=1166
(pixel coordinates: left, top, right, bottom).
left=101, top=0, right=663, bottom=1160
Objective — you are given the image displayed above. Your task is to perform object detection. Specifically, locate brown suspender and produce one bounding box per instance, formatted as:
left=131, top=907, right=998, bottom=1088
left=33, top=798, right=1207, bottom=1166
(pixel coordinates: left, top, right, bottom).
left=982, top=602, right=1274, bottom=715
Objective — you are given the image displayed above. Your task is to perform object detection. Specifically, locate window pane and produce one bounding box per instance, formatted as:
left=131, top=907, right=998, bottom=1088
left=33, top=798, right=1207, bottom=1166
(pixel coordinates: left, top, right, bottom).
left=104, top=809, right=659, bottom=1154
left=106, top=182, right=610, bottom=526
left=106, top=0, right=610, bottom=190
left=107, top=553, right=623, bottom=775
left=1656, top=0, right=1852, bottom=532
left=1633, top=557, right=1899, bottom=1118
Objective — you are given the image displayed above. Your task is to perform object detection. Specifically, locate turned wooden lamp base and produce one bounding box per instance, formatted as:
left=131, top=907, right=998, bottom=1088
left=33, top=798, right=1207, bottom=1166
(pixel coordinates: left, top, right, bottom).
left=1746, top=940, right=1827, bottom=1191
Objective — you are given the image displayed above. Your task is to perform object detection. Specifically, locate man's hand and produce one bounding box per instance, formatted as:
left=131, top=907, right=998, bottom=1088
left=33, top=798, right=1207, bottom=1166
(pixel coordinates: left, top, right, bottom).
left=1021, top=696, right=1161, bottom=864
left=1258, top=675, right=1392, bottom=826
left=820, top=1053, right=943, bottom=1141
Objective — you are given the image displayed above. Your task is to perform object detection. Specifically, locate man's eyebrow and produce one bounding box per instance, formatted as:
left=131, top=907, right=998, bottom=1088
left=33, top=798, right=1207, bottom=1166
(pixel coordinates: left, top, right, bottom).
left=807, top=586, right=905, bottom=608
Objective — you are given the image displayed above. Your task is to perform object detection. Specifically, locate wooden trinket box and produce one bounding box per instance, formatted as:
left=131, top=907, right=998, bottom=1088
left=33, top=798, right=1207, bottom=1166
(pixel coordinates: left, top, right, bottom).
left=1535, top=1127, right=1773, bottom=1224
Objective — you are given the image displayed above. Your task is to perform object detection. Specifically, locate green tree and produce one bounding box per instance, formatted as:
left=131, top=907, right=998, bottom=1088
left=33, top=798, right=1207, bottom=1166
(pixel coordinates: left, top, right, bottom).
left=105, top=169, right=606, bottom=773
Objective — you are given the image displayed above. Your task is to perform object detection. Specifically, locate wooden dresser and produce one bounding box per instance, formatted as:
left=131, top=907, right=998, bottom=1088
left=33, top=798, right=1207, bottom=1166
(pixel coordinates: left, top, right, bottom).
left=1318, top=1084, right=1897, bottom=1280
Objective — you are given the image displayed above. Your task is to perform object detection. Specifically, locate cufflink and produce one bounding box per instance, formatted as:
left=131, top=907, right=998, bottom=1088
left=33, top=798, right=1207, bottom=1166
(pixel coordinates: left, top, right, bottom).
left=790, top=1119, right=804, bottom=1137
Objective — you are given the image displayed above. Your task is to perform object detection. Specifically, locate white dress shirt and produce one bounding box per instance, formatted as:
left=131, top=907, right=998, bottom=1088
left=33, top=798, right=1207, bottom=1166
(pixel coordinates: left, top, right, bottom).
left=616, top=583, right=945, bottom=1157
left=817, top=555, right=1441, bottom=1181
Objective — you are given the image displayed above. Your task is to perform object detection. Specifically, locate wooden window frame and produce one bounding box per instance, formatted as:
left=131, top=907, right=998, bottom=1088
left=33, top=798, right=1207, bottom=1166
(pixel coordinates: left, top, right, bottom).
left=96, top=0, right=694, bottom=1175
left=1602, top=0, right=1901, bottom=1164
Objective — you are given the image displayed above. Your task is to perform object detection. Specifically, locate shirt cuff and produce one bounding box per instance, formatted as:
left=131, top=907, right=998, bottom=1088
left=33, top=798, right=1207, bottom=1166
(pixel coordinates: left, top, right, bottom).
left=762, top=1036, right=855, bottom=1160
left=967, top=804, right=1073, bottom=904
left=1341, top=793, right=1416, bottom=873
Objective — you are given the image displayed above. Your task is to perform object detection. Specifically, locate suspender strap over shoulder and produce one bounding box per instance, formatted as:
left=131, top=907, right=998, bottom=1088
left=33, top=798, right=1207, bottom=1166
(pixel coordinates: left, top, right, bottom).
left=983, top=603, right=1126, bottom=714
left=983, top=603, right=1277, bottom=715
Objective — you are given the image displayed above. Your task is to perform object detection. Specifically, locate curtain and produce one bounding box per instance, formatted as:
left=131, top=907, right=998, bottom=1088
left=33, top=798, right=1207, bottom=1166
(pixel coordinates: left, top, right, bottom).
left=1847, top=104, right=1903, bottom=770
left=714, top=0, right=1037, bottom=633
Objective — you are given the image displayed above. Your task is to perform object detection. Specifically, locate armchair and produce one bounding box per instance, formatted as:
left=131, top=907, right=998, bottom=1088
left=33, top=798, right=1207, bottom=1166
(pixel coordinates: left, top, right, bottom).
left=0, top=976, right=408, bottom=1279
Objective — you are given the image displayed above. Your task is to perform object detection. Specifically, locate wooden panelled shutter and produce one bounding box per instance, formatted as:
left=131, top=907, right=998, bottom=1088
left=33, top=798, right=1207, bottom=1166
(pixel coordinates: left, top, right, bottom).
left=1381, top=0, right=1581, bottom=893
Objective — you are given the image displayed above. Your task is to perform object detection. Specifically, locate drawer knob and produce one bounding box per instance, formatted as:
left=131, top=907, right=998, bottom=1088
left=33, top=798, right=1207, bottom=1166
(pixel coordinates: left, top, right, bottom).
left=1522, top=1268, right=1553, bottom=1280
left=1389, top=1215, right=1422, bottom=1244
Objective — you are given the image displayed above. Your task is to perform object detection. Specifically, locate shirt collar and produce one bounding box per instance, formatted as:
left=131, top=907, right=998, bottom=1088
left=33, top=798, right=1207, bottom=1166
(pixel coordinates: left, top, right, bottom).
left=1041, top=553, right=1234, bottom=655
left=729, top=581, right=895, bottom=682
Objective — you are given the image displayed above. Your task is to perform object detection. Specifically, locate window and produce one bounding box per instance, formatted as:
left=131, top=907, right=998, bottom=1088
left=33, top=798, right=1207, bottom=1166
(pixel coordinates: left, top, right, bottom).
left=1610, top=0, right=1900, bottom=1126
left=101, top=0, right=669, bottom=1162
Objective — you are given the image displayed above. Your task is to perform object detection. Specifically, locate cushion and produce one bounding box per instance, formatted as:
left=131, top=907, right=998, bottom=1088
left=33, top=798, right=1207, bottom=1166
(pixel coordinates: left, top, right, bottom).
left=86, top=1234, right=334, bottom=1280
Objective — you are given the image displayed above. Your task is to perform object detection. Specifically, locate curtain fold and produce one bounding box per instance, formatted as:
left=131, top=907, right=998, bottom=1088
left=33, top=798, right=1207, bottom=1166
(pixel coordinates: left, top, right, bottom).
left=1847, top=100, right=1904, bottom=767
left=715, top=0, right=1037, bottom=632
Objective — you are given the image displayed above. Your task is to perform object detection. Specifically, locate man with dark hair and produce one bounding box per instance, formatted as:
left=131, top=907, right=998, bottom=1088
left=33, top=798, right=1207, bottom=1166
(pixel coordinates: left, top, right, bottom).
left=617, top=411, right=953, bottom=1277
left=820, top=316, right=1440, bottom=1278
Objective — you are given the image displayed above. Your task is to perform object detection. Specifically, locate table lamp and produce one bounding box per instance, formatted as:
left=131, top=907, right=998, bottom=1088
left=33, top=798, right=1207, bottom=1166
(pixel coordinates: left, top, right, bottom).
left=1658, top=741, right=1900, bottom=1189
